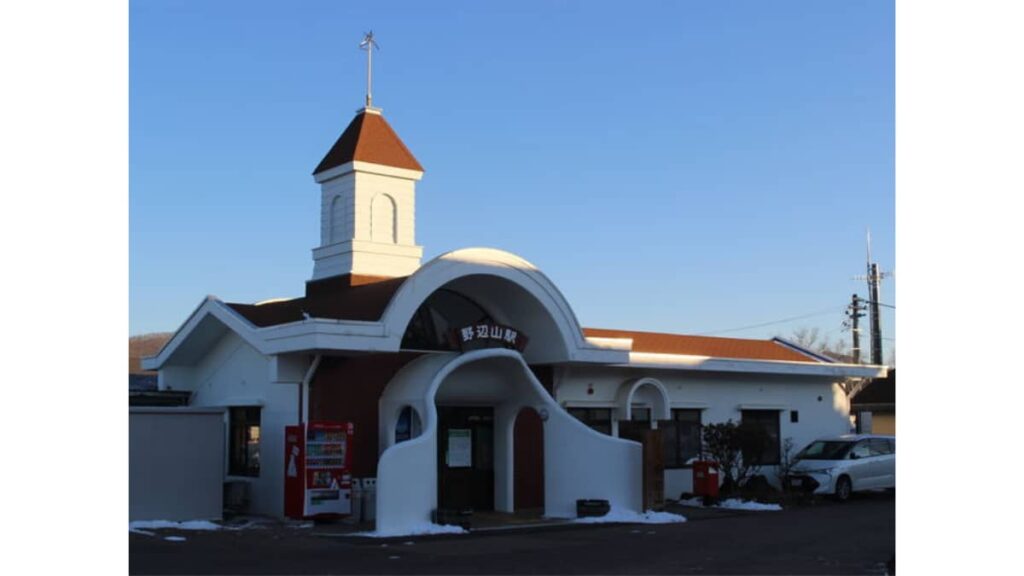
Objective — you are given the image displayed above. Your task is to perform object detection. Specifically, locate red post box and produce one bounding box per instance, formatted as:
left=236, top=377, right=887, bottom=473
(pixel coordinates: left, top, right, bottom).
left=692, top=461, right=720, bottom=498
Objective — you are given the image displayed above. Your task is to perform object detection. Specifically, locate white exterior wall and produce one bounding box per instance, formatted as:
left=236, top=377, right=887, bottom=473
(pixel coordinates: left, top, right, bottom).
left=556, top=366, right=853, bottom=498
left=158, top=364, right=194, bottom=392
left=178, top=331, right=300, bottom=518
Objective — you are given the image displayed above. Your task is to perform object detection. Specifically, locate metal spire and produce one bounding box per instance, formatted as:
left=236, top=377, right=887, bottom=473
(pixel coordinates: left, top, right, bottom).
left=359, top=31, right=380, bottom=109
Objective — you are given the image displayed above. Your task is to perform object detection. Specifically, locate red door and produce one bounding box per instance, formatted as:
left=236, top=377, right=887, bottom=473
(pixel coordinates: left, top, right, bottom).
left=514, top=408, right=545, bottom=510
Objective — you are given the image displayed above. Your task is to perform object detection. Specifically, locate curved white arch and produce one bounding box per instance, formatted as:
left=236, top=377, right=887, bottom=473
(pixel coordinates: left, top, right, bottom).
left=375, top=348, right=642, bottom=534
left=616, top=377, right=672, bottom=421
left=379, top=248, right=591, bottom=363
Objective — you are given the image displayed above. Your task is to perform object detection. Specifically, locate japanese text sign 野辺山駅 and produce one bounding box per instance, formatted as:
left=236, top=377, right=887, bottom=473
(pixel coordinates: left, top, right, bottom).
left=453, top=323, right=529, bottom=352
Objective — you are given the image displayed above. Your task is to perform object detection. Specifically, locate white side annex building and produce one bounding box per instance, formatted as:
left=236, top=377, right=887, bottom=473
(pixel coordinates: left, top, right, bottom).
left=143, top=97, right=885, bottom=532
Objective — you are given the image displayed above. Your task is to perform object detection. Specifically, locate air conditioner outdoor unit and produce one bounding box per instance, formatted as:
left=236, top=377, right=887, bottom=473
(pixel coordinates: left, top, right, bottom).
left=223, top=481, right=250, bottom=514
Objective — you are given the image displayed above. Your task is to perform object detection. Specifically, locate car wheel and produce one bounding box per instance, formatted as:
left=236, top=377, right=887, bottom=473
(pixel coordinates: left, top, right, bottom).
left=834, top=476, right=852, bottom=502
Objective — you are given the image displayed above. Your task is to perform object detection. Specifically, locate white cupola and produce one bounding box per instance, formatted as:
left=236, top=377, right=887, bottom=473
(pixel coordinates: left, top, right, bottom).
left=310, top=106, right=424, bottom=280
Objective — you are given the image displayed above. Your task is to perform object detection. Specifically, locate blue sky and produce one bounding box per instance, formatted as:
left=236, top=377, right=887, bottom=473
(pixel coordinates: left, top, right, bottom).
left=130, top=0, right=894, bottom=360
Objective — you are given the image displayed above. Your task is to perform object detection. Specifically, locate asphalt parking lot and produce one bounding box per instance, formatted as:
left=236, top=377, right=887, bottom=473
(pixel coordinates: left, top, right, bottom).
left=130, top=493, right=895, bottom=575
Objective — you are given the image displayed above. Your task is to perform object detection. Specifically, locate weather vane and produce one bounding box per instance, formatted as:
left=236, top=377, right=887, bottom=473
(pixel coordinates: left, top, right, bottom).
left=359, top=31, right=380, bottom=108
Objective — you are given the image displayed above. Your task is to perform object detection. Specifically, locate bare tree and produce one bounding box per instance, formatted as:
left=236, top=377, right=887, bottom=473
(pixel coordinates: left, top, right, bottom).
left=779, top=327, right=855, bottom=363
left=774, top=437, right=797, bottom=488
left=701, top=420, right=768, bottom=495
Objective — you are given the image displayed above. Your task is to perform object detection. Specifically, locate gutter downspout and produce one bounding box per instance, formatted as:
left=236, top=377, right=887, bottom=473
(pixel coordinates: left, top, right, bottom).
left=299, top=355, right=322, bottom=425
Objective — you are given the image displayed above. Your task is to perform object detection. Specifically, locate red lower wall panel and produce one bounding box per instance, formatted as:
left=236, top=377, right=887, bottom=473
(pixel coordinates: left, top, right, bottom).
left=308, top=353, right=421, bottom=478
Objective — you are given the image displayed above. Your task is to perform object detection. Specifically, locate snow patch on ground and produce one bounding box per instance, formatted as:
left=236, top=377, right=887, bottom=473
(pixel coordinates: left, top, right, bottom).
left=574, top=508, right=687, bottom=525
left=677, top=497, right=782, bottom=511
left=355, top=522, right=468, bottom=538
left=163, top=536, right=187, bottom=542
left=129, top=520, right=222, bottom=535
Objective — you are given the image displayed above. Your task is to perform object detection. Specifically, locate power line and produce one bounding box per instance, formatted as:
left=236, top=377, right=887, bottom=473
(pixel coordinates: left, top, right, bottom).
left=863, top=300, right=895, bottom=309
left=696, top=306, right=846, bottom=336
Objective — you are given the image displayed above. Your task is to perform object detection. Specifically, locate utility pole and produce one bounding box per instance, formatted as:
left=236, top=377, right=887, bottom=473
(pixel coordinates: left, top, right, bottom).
left=853, top=230, right=891, bottom=366
left=866, top=264, right=884, bottom=365
left=844, top=294, right=866, bottom=364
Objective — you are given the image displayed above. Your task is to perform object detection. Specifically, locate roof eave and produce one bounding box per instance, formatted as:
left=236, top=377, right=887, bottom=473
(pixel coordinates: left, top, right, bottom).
left=313, top=160, right=423, bottom=183
left=141, top=297, right=267, bottom=370
left=621, top=352, right=888, bottom=378
left=771, top=337, right=840, bottom=363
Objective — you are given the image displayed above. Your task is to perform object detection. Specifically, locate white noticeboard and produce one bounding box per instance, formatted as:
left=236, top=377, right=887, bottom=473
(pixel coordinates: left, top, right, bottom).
left=447, top=429, right=472, bottom=468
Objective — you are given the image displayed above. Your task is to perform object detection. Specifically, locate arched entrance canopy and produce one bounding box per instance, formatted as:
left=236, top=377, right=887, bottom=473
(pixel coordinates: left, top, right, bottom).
left=375, top=348, right=642, bottom=535
left=379, top=248, right=601, bottom=364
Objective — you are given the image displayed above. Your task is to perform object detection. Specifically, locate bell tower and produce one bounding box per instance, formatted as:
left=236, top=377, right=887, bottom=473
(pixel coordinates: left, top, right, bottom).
left=310, top=33, right=424, bottom=280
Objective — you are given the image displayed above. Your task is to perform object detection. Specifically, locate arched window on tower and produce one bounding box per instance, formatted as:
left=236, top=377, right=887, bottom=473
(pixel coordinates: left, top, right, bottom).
left=370, top=193, right=397, bottom=243
left=401, top=289, right=493, bottom=351
left=329, top=195, right=345, bottom=243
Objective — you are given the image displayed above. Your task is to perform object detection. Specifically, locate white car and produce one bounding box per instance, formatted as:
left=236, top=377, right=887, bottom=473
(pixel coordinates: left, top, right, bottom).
left=786, top=434, right=895, bottom=501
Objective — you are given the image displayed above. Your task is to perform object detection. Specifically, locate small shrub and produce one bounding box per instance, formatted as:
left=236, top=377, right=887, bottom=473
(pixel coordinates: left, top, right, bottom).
left=701, top=420, right=769, bottom=496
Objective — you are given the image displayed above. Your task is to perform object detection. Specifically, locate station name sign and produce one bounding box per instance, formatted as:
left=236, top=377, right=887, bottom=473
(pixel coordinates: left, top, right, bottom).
left=453, top=322, right=529, bottom=353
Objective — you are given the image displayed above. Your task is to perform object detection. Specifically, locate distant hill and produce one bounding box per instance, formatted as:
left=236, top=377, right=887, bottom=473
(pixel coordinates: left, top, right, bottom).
left=129, top=332, right=173, bottom=374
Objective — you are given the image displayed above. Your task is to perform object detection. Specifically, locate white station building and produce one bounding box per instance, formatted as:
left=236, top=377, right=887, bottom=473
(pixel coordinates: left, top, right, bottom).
left=143, top=99, right=885, bottom=533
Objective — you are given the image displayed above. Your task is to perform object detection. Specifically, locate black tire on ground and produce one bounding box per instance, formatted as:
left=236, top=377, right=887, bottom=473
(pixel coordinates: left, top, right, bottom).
left=834, top=476, right=852, bottom=502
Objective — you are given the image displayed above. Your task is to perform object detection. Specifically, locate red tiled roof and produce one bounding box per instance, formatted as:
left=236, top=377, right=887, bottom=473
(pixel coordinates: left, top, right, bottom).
left=227, top=274, right=408, bottom=327
left=313, top=110, right=423, bottom=174
left=582, top=328, right=818, bottom=362
left=226, top=279, right=819, bottom=364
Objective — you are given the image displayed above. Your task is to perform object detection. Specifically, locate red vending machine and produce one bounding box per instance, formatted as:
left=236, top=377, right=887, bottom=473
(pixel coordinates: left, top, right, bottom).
left=284, top=422, right=354, bottom=519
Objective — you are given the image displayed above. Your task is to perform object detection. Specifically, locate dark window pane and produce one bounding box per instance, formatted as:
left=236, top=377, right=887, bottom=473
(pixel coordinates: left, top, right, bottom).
left=229, top=407, right=261, bottom=477
left=674, top=410, right=701, bottom=424
left=631, top=407, right=651, bottom=421
left=676, top=410, right=702, bottom=465
left=396, top=406, right=412, bottom=443
left=851, top=441, right=872, bottom=459
left=568, top=407, right=612, bottom=436
left=869, top=438, right=892, bottom=456
left=660, top=420, right=680, bottom=467
left=740, top=410, right=780, bottom=466
left=663, top=409, right=702, bottom=468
